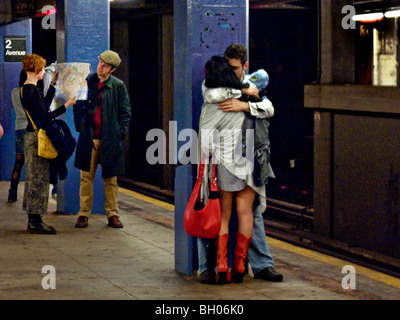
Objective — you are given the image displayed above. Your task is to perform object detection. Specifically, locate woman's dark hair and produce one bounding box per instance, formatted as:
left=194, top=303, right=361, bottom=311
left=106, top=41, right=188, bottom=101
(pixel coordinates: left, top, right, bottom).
left=18, top=69, right=27, bottom=87
left=204, top=56, right=243, bottom=90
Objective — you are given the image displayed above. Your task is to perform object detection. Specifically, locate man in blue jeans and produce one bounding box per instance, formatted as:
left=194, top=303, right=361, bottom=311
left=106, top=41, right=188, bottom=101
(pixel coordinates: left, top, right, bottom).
left=197, top=43, right=283, bottom=283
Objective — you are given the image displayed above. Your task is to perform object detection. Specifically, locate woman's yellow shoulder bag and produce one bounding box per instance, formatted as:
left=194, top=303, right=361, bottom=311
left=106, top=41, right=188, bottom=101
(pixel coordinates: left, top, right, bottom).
left=21, top=87, right=58, bottom=159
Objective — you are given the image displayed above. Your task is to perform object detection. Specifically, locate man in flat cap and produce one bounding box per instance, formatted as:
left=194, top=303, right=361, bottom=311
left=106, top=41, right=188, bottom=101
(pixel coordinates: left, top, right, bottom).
left=73, top=50, right=131, bottom=228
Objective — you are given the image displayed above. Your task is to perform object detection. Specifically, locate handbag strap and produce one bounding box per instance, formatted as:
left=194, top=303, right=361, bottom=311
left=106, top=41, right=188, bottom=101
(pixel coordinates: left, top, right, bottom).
left=198, top=157, right=218, bottom=192
left=20, top=87, right=38, bottom=133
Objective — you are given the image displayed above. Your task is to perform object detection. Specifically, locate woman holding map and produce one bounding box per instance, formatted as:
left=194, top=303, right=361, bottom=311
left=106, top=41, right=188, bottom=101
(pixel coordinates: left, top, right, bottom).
left=20, top=53, right=76, bottom=234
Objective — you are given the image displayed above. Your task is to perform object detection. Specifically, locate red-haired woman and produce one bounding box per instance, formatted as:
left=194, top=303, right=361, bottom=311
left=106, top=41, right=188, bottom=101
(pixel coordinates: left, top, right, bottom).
left=20, top=54, right=76, bottom=234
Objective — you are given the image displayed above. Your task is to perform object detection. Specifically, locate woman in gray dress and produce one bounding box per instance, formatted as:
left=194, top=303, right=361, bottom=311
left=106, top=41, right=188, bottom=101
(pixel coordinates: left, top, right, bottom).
left=199, top=56, right=265, bottom=284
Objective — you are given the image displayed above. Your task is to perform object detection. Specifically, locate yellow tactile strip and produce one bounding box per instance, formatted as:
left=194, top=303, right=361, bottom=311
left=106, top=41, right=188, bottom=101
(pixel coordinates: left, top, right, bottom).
left=267, top=236, right=400, bottom=289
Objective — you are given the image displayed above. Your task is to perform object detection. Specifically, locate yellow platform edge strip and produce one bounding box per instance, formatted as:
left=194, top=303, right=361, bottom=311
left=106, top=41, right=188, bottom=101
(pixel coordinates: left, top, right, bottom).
left=119, top=187, right=175, bottom=211
left=267, top=236, right=400, bottom=289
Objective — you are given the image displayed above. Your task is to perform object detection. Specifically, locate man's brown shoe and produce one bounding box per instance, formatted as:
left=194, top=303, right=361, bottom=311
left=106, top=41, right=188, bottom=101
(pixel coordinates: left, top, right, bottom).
left=75, top=216, right=88, bottom=228
left=108, top=215, right=123, bottom=228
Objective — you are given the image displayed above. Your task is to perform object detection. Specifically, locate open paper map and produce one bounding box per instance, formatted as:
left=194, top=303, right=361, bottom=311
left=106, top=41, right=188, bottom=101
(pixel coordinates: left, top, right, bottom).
left=52, top=62, right=92, bottom=107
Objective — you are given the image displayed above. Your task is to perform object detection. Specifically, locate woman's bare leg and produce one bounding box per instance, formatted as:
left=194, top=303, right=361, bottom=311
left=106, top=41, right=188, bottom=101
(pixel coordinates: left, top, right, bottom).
left=235, top=186, right=256, bottom=238
left=218, top=189, right=233, bottom=236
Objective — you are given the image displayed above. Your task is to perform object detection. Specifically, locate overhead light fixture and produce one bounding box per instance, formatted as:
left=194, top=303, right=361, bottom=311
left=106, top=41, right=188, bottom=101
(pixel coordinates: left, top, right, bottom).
left=385, top=10, right=400, bottom=18
left=34, top=7, right=56, bottom=18
left=352, top=12, right=384, bottom=22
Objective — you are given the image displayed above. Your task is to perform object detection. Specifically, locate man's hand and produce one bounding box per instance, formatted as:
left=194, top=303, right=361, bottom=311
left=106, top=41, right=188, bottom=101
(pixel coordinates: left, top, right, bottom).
left=241, top=86, right=259, bottom=98
left=218, top=98, right=250, bottom=113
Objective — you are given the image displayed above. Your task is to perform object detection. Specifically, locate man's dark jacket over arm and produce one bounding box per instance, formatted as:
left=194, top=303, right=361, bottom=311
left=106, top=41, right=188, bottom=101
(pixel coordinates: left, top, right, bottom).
left=73, top=73, right=131, bottom=178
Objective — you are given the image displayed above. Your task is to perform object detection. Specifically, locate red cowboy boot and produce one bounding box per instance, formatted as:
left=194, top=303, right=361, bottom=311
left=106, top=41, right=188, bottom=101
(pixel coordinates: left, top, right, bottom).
left=216, top=234, right=231, bottom=284
left=231, top=232, right=252, bottom=283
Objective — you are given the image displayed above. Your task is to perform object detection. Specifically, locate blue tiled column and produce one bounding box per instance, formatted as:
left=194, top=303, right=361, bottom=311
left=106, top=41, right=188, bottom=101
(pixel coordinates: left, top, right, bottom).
left=0, top=19, right=32, bottom=181
left=55, top=0, right=109, bottom=214
left=174, top=0, right=248, bottom=274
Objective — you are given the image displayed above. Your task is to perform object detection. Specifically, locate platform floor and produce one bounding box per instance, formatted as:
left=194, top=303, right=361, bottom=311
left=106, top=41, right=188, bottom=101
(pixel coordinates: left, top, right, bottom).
left=1, top=181, right=400, bottom=303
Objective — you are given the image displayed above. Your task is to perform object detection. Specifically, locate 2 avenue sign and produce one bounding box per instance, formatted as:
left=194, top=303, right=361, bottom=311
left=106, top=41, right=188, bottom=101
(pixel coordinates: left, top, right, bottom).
left=4, top=36, right=27, bottom=62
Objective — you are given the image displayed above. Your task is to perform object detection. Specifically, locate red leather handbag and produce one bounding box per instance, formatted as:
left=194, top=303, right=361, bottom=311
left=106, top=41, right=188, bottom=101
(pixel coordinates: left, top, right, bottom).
left=183, top=161, right=221, bottom=239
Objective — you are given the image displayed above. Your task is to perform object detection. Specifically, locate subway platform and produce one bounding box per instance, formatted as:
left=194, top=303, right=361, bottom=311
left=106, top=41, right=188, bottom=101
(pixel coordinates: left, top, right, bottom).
left=1, top=180, right=400, bottom=305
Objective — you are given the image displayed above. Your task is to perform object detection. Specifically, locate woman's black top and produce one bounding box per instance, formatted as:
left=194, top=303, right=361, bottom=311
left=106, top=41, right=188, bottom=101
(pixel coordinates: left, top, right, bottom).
left=21, top=84, right=66, bottom=132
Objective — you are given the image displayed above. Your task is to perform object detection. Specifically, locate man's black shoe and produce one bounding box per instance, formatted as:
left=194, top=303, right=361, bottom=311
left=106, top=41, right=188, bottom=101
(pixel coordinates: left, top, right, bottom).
left=254, top=267, right=283, bottom=282
left=199, top=270, right=216, bottom=284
